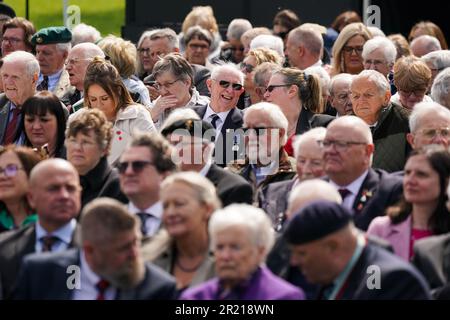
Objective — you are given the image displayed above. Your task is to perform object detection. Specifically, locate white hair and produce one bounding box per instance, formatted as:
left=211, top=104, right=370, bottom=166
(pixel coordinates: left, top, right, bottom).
left=209, top=204, right=275, bottom=261
left=56, top=42, right=72, bottom=54
left=71, top=42, right=105, bottom=60
left=409, top=100, right=450, bottom=132
left=292, top=127, right=327, bottom=160
left=250, top=35, right=284, bottom=57
left=431, top=67, right=450, bottom=107
left=352, top=69, right=390, bottom=95
left=411, top=35, right=442, bottom=54
left=159, top=108, right=200, bottom=133
left=367, top=26, right=386, bottom=38
left=329, top=73, right=354, bottom=95
left=421, top=50, right=450, bottom=71
left=2, top=50, right=40, bottom=77
left=71, top=23, right=101, bottom=45
left=243, top=102, right=288, bottom=144
left=362, top=36, right=397, bottom=65
left=305, top=66, right=331, bottom=95
left=226, top=19, right=252, bottom=40
left=288, top=179, right=342, bottom=216
left=210, top=63, right=244, bottom=84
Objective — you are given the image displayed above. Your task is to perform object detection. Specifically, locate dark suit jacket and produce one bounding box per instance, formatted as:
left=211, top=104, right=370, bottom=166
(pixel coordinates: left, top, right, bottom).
left=205, top=164, right=253, bottom=206
left=80, top=157, right=128, bottom=209
left=12, top=248, right=177, bottom=300
left=192, top=105, right=243, bottom=167
left=0, top=93, right=15, bottom=144
left=326, top=168, right=403, bottom=231
left=295, top=108, right=335, bottom=135
left=413, top=234, right=450, bottom=299
left=328, top=241, right=430, bottom=299
left=0, top=223, right=81, bottom=299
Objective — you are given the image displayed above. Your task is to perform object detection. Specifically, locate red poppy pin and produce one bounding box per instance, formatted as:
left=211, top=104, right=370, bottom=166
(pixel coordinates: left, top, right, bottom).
left=357, top=190, right=373, bottom=210
left=116, top=130, right=122, bottom=141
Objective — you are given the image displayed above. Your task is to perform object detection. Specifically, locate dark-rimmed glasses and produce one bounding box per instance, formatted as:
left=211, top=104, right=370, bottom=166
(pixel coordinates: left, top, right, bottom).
left=0, top=164, right=24, bottom=177
left=318, top=139, right=367, bottom=151
left=117, top=161, right=153, bottom=174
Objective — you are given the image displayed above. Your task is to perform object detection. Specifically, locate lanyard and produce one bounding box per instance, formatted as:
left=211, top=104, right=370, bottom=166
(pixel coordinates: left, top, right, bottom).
left=328, top=233, right=366, bottom=300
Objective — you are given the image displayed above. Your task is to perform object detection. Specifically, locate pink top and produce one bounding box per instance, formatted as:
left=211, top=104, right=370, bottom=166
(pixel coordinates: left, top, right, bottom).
left=409, top=228, right=434, bottom=260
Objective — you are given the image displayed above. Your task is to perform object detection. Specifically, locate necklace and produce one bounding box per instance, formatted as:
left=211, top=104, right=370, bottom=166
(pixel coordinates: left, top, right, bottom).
left=175, top=256, right=203, bottom=273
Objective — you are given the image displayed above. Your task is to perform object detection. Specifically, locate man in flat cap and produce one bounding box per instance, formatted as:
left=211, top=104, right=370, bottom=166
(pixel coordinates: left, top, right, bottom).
left=31, top=26, right=74, bottom=102
left=284, top=200, right=431, bottom=300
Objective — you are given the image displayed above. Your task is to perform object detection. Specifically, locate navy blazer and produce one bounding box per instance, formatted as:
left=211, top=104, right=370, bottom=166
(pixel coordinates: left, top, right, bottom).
left=192, top=105, right=243, bottom=167
left=12, top=248, right=177, bottom=300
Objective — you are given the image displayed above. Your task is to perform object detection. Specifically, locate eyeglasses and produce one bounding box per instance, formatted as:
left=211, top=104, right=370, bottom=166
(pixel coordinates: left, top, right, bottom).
left=66, top=137, right=97, bottom=149
left=188, top=43, right=209, bottom=50
left=398, top=89, right=426, bottom=98
left=342, top=46, right=364, bottom=54
left=2, top=37, right=24, bottom=44
left=318, top=139, right=367, bottom=151
left=0, top=164, right=24, bottom=177
left=153, top=79, right=181, bottom=91
left=117, top=161, right=153, bottom=174
left=241, top=63, right=255, bottom=74
left=363, top=59, right=387, bottom=66
left=65, top=58, right=91, bottom=66
left=265, top=84, right=294, bottom=93
left=420, top=127, right=450, bottom=139
left=214, top=79, right=243, bottom=91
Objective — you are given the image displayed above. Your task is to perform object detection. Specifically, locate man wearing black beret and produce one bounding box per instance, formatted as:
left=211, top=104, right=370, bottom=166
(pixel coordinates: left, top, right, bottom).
left=31, top=26, right=74, bottom=102
left=284, top=200, right=431, bottom=299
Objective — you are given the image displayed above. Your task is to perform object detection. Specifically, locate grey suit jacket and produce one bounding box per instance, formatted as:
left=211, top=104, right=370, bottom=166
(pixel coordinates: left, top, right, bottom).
left=12, top=248, right=177, bottom=300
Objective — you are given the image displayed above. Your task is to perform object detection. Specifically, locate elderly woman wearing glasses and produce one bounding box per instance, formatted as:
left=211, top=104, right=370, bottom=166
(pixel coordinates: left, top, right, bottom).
left=350, top=70, right=410, bottom=172
left=180, top=204, right=305, bottom=300
left=391, top=56, right=432, bottom=110
left=66, top=108, right=127, bottom=209
left=149, top=53, right=210, bottom=129
left=331, top=22, right=372, bottom=76
left=0, top=146, right=41, bottom=233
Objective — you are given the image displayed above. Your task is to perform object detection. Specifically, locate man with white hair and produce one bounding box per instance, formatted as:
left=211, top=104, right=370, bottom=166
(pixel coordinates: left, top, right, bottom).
left=350, top=69, right=410, bottom=172
left=431, top=67, right=450, bottom=108
left=224, top=18, right=252, bottom=64
left=422, top=51, right=450, bottom=89
left=410, top=35, right=442, bottom=57
left=362, top=37, right=397, bottom=80
left=250, top=34, right=284, bottom=59
left=193, top=64, right=245, bottom=166
left=0, top=50, right=39, bottom=144
left=285, top=26, right=324, bottom=70
left=328, top=73, right=354, bottom=116
left=322, top=116, right=403, bottom=230
left=64, top=42, right=105, bottom=111
left=407, top=101, right=450, bottom=149
left=71, top=23, right=101, bottom=46
left=31, top=26, right=74, bottom=100
left=227, top=102, right=295, bottom=201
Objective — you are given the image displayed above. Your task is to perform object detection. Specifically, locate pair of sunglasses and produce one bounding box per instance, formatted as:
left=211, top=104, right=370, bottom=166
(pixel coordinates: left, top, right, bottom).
left=215, top=80, right=243, bottom=91
left=117, top=161, right=153, bottom=174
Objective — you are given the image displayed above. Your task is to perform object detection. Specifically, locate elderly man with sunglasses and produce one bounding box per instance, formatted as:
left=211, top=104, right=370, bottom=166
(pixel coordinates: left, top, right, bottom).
left=118, top=132, right=177, bottom=243
left=192, top=64, right=245, bottom=167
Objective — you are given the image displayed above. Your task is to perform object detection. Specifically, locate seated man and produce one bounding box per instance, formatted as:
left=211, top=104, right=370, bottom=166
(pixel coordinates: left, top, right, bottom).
left=13, top=198, right=177, bottom=300
left=285, top=201, right=431, bottom=299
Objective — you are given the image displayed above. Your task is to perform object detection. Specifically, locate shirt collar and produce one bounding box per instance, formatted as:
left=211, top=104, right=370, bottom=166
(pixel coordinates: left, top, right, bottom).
left=80, top=249, right=102, bottom=286
left=204, top=105, right=230, bottom=123
left=330, top=170, right=369, bottom=196
left=39, top=69, right=63, bottom=83
left=128, top=201, right=163, bottom=220
left=35, top=218, right=76, bottom=245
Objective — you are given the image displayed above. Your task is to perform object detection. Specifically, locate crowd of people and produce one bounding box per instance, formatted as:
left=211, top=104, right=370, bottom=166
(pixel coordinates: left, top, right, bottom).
left=0, top=2, right=450, bottom=300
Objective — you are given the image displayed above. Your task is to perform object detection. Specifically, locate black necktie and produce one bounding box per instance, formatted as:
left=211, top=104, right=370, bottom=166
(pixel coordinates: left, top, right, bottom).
left=37, top=75, right=49, bottom=91
left=41, top=235, right=59, bottom=252
left=210, top=114, right=220, bottom=129
left=136, top=212, right=149, bottom=236
left=338, top=188, right=351, bottom=200
left=70, top=89, right=81, bottom=105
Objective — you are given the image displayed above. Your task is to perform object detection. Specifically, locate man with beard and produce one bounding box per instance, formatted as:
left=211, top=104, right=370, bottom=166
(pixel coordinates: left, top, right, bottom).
left=12, top=198, right=177, bottom=300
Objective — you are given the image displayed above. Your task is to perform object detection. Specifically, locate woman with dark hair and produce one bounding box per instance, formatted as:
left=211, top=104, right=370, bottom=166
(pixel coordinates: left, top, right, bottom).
left=20, top=90, right=68, bottom=158
left=367, top=146, right=450, bottom=261
left=69, top=57, right=156, bottom=165
left=0, top=145, right=41, bottom=233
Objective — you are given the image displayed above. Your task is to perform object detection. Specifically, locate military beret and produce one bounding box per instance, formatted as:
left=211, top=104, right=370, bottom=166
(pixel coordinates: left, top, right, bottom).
left=284, top=200, right=352, bottom=245
left=0, top=3, right=16, bottom=18
left=161, top=119, right=214, bottom=139
left=31, top=26, right=72, bottom=45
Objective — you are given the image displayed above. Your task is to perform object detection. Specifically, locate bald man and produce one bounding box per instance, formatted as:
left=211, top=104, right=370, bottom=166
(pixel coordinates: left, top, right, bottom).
left=0, top=159, right=82, bottom=299
left=322, top=116, right=403, bottom=231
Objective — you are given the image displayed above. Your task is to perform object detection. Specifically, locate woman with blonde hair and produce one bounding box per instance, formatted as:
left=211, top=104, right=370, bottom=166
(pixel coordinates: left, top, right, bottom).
left=142, top=171, right=221, bottom=295
left=69, top=57, right=156, bottom=165
left=331, top=22, right=372, bottom=75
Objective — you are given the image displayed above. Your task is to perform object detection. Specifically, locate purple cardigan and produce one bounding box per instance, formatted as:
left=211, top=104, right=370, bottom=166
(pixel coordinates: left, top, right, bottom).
left=179, top=266, right=305, bottom=300
left=367, top=215, right=411, bottom=261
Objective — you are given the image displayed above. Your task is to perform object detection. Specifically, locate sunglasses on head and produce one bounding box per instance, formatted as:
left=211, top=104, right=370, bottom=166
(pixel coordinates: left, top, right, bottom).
left=117, top=161, right=153, bottom=174
left=215, top=80, right=243, bottom=91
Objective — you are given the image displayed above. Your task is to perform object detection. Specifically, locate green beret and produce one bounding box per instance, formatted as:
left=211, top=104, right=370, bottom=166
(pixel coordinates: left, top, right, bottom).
left=31, top=26, right=72, bottom=45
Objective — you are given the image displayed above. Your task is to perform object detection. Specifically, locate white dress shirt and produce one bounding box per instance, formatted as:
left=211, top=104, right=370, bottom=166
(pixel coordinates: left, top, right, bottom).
left=329, top=170, right=369, bottom=211
left=38, top=69, right=63, bottom=93
left=203, top=105, right=230, bottom=135
left=128, top=201, right=163, bottom=237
